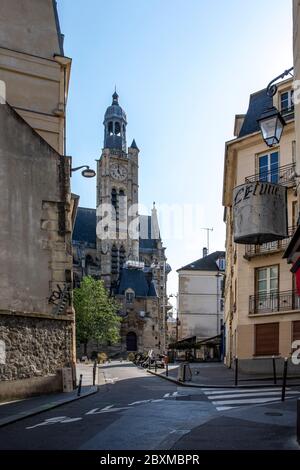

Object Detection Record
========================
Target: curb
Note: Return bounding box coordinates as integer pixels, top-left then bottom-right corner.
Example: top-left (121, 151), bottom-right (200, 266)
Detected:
top-left (147, 370), bottom-right (300, 389)
top-left (0, 386), bottom-right (98, 428)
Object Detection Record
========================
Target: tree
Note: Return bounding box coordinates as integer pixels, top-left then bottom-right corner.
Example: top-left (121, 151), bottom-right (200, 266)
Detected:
top-left (74, 276), bottom-right (121, 355)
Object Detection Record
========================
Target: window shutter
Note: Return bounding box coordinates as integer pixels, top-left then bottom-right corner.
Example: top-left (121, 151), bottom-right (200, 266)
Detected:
top-left (255, 323), bottom-right (279, 356)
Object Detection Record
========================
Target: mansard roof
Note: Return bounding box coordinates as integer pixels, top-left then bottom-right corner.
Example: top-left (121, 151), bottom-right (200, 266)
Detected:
top-left (72, 208), bottom-right (160, 251)
top-left (72, 207), bottom-right (97, 247)
top-left (238, 89), bottom-right (272, 138)
top-left (116, 267), bottom-right (158, 297)
top-left (177, 251), bottom-right (225, 272)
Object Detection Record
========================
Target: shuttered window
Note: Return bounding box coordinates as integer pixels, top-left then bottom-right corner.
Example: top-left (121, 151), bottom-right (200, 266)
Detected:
top-left (255, 323), bottom-right (279, 356)
top-left (292, 321), bottom-right (300, 343)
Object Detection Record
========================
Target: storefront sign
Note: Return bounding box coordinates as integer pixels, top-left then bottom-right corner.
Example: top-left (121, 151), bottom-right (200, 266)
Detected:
top-left (233, 181), bottom-right (288, 244)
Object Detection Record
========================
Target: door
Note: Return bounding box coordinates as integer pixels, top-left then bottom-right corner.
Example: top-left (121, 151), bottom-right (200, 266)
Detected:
top-left (258, 151), bottom-right (279, 183)
top-left (256, 266), bottom-right (279, 313)
top-left (126, 332), bottom-right (137, 351)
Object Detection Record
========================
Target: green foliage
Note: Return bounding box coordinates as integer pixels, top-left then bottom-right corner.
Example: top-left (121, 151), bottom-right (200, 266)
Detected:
top-left (127, 352), bottom-right (135, 362)
top-left (74, 276), bottom-right (121, 348)
top-left (97, 352), bottom-right (108, 364)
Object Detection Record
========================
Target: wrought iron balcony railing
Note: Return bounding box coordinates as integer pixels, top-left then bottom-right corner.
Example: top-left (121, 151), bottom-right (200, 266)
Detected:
top-left (249, 290), bottom-right (300, 315)
top-left (245, 162), bottom-right (296, 187)
top-left (281, 106), bottom-right (294, 121)
top-left (244, 226), bottom-right (296, 259)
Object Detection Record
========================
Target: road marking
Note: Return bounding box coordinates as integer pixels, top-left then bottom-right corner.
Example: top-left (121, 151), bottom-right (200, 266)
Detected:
top-left (204, 388), bottom-right (286, 395)
top-left (215, 406), bottom-right (236, 411)
top-left (128, 400), bottom-right (151, 406)
top-left (207, 391), bottom-right (300, 400)
top-left (86, 405), bottom-right (130, 415)
top-left (204, 387), bottom-right (282, 395)
top-left (26, 416), bottom-right (82, 430)
top-left (164, 391), bottom-right (188, 398)
top-left (211, 397), bottom-right (290, 406)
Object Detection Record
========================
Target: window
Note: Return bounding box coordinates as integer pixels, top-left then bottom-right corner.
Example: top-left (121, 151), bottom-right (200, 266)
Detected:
top-left (292, 321), bottom-right (300, 343)
top-left (292, 200), bottom-right (298, 228)
top-left (217, 258), bottom-right (226, 271)
top-left (280, 90), bottom-right (294, 112)
top-left (119, 245), bottom-right (126, 272)
top-left (258, 151), bottom-right (279, 183)
top-left (255, 323), bottom-right (279, 356)
top-left (255, 265), bottom-right (279, 312)
top-left (111, 245), bottom-right (118, 274)
top-left (108, 121), bottom-right (113, 135)
top-left (125, 290), bottom-right (135, 304)
top-left (256, 265), bottom-right (278, 297)
top-left (119, 190), bottom-right (126, 223)
top-left (115, 122), bottom-right (121, 135)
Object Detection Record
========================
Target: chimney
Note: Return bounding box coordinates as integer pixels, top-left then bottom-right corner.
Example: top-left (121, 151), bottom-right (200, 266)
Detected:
top-left (203, 247), bottom-right (208, 258)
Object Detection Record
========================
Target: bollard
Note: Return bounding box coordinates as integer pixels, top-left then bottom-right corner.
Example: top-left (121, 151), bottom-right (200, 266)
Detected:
top-left (183, 363), bottom-right (186, 382)
top-left (155, 360), bottom-right (157, 373)
top-left (234, 357), bottom-right (238, 387)
top-left (166, 362), bottom-right (169, 377)
top-left (281, 357), bottom-right (288, 402)
top-left (272, 355), bottom-right (277, 385)
top-left (93, 360), bottom-right (97, 386)
top-left (297, 399), bottom-right (300, 444)
top-left (77, 373), bottom-right (83, 397)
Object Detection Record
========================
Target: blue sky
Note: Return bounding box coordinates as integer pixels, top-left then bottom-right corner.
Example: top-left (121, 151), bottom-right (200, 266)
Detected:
top-left (58, 0), bottom-right (293, 297)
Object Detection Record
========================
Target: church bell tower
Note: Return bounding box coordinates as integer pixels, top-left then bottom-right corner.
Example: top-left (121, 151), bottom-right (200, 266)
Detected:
top-left (97, 91), bottom-right (140, 290)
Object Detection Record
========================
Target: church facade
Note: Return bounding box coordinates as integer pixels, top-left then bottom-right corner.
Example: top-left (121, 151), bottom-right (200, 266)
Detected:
top-left (73, 92), bottom-right (171, 358)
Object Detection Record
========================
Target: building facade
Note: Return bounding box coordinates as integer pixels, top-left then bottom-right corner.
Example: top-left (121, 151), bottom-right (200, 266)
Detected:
top-left (73, 92), bottom-right (170, 357)
top-left (223, 78), bottom-right (300, 373)
top-left (177, 251), bottom-right (225, 346)
top-left (282, 3), bottom-right (300, 263)
top-left (0, 0), bottom-right (75, 399)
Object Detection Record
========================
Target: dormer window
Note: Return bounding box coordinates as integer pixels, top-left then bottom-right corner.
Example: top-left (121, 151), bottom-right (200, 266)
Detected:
top-left (125, 289), bottom-right (135, 304)
top-left (280, 89), bottom-right (294, 113)
top-left (217, 258), bottom-right (226, 271)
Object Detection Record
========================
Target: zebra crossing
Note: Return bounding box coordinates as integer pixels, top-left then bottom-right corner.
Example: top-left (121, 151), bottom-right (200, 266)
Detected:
top-left (202, 387), bottom-right (300, 411)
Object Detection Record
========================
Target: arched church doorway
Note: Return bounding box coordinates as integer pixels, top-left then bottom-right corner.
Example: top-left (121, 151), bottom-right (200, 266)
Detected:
top-left (126, 332), bottom-right (137, 352)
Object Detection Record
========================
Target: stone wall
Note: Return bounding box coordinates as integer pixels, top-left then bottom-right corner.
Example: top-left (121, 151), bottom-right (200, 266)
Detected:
top-left (0, 314), bottom-right (73, 381)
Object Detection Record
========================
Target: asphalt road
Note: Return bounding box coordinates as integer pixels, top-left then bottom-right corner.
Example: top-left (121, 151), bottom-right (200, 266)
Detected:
top-left (0, 362), bottom-right (299, 450)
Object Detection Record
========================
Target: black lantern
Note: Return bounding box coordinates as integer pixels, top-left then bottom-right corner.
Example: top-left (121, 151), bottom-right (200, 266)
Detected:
top-left (257, 106), bottom-right (286, 148)
top-left (81, 167), bottom-right (96, 178)
top-left (71, 165), bottom-right (96, 178)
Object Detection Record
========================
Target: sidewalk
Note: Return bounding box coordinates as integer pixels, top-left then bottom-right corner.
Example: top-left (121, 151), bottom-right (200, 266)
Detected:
top-left (0, 364), bottom-right (100, 428)
top-left (148, 362), bottom-right (300, 388)
top-left (171, 398), bottom-right (300, 450)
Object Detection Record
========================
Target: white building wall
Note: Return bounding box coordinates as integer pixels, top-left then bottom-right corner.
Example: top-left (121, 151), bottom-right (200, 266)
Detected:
top-left (178, 270), bottom-right (223, 341)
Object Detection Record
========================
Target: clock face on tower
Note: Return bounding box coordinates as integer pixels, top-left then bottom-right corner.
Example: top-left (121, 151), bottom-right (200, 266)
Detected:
top-left (110, 162), bottom-right (128, 181)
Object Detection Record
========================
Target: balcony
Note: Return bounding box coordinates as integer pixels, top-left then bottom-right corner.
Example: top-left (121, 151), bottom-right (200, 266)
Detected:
top-left (245, 162), bottom-right (296, 187)
top-left (249, 290), bottom-right (300, 315)
top-left (281, 105), bottom-right (294, 121)
top-left (244, 226), bottom-right (296, 259)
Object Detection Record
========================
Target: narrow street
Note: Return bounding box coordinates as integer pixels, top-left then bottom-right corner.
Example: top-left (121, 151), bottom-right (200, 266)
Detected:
top-left (0, 363), bottom-right (299, 450)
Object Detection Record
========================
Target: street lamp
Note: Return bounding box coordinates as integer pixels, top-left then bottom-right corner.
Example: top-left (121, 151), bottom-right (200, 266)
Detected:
top-left (71, 165), bottom-right (96, 178)
top-left (257, 67), bottom-right (293, 148)
top-left (169, 293), bottom-right (180, 342)
top-left (257, 107), bottom-right (286, 148)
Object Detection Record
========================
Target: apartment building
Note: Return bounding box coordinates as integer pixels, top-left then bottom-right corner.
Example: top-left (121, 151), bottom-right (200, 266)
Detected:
top-left (177, 251), bottom-right (225, 343)
top-left (223, 77), bottom-right (300, 374)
